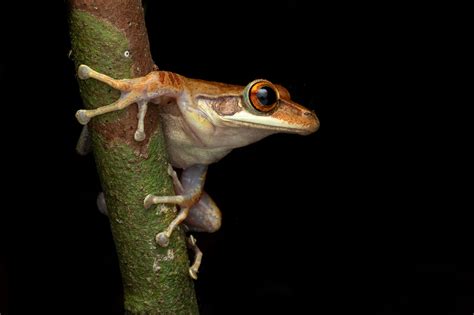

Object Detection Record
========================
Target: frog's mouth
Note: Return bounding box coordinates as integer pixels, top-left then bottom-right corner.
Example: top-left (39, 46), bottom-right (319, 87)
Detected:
top-left (221, 99), bottom-right (320, 135)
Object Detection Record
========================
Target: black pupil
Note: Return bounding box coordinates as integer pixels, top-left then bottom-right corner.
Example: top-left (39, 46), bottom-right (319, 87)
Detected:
top-left (256, 86), bottom-right (277, 106)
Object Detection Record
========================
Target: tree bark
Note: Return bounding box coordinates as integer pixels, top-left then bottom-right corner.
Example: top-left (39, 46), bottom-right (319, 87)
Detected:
top-left (68, 1), bottom-right (199, 313)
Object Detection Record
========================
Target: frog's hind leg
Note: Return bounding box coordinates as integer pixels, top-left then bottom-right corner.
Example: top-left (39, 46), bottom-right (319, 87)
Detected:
top-left (144, 164), bottom-right (208, 247)
top-left (145, 164), bottom-right (219, 279)
top-left (184, 192), bottom-right (222, 233)
top-left (187, 235), bottom-right (202, 280)
top-left (184, 195), bottom-right (220, 280)
top-left (146, 164), bottom-right (221, 233)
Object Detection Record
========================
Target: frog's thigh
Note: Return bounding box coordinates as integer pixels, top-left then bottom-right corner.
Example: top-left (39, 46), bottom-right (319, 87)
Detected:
top-left (184, 192), bottom-right (221, 233)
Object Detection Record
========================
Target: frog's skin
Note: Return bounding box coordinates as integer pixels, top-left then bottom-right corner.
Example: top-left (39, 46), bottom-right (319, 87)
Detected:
top-left (76, 65), bottom-right (319, 279)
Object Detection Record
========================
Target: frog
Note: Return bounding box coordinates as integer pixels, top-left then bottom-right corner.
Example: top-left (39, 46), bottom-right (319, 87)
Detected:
top-left (75, 64), bottom-right (319, 279)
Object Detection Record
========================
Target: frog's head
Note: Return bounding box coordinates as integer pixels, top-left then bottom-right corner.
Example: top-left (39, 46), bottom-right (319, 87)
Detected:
top-left (202, 79), bottom-right (319, 136)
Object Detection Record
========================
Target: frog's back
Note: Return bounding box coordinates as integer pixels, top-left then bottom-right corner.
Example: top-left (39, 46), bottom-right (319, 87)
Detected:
top-left (185, 78), bottom-right (244, 97)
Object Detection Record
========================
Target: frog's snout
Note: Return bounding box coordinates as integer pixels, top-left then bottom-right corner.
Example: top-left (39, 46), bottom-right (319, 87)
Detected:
top-left (302, 110), bottom-right (320, 134)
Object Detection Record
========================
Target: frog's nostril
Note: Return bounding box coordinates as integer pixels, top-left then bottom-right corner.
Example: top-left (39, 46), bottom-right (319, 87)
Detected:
top-left (304, 111), bottom-right (314, 117)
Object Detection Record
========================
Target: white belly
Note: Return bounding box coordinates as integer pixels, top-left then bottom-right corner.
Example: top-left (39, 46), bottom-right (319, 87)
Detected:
top-left (158, 103), bottom-right (274, 169)
top-left (159, 112), bottom-right (232, 169)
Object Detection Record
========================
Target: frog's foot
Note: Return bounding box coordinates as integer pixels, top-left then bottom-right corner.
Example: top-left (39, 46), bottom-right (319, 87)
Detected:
top-left (154, 231), bottom-right (170, 248)
top-left (74, 90), bottom-right (140, 126)
top-left (166, 163), bottom-right (221, 234)
top-left (187, 235), bottom-right (202, 280)
top-left (153, 205), bottom-right (192, 247)
top-left (144, 164), bottom-right (208, 247)
top-left (75, 64), bottom-right (149, 141)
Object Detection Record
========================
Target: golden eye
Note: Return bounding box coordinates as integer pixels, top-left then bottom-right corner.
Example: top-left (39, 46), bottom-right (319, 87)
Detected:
top-left (246, 80), bottom-right (279, 113)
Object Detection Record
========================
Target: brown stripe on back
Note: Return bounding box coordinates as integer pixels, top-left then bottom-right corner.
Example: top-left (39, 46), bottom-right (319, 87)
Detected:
top-left (168, 72), bottom-right (176, 86)
top-left (172, 73), bottom-right (181, 86)
top-left (159, 72), bottom-right (165, 84)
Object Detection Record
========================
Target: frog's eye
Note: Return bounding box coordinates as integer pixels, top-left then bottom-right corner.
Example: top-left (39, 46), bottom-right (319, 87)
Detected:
top-left (244, 80), bottom-right (279, 113)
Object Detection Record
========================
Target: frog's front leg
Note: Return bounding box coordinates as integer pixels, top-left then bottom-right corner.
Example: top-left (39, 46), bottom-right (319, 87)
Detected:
top-left (76, 65), bottom-right (147, 141)
top-left (75, 65), bottom-right (183, 142)
top-left (144, 164), bottom-right (208, 247)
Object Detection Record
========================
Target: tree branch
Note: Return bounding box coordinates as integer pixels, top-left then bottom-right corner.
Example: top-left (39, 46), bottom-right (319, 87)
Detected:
top-left (68, 1), bottom-right (199, 313)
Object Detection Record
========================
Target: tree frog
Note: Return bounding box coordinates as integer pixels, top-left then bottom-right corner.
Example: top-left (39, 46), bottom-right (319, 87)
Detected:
top-left (76, 65), bottom-right (319, 279)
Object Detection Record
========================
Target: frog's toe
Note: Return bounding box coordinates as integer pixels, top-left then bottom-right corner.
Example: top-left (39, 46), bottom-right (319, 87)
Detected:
top-left (76, 110), bottom-right (91, 125)
top-left (144, 194), bottom-right (156, 209)
top-left (167, 163), bottom-right (175, 177)
top-left (189, 267), bottom-right (198, 280)
top-left (78, 64), bottom-right (92, 79)
top-left (134, 129), bottom-right (146, 142)
top-left (156, 232), bottom-right (170, 247)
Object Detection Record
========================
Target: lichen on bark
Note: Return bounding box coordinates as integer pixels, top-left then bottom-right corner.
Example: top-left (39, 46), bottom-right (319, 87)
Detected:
top-left (69, 1), bottom-right (199, 313)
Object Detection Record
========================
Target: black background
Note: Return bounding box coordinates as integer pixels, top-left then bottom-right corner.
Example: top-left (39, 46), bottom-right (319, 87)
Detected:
top-left (0, 1), bottom-right (469, 314)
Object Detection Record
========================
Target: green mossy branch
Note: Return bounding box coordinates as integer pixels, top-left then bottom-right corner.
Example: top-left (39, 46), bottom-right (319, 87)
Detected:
top-left (69, 2), bottom-right (199, 314)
